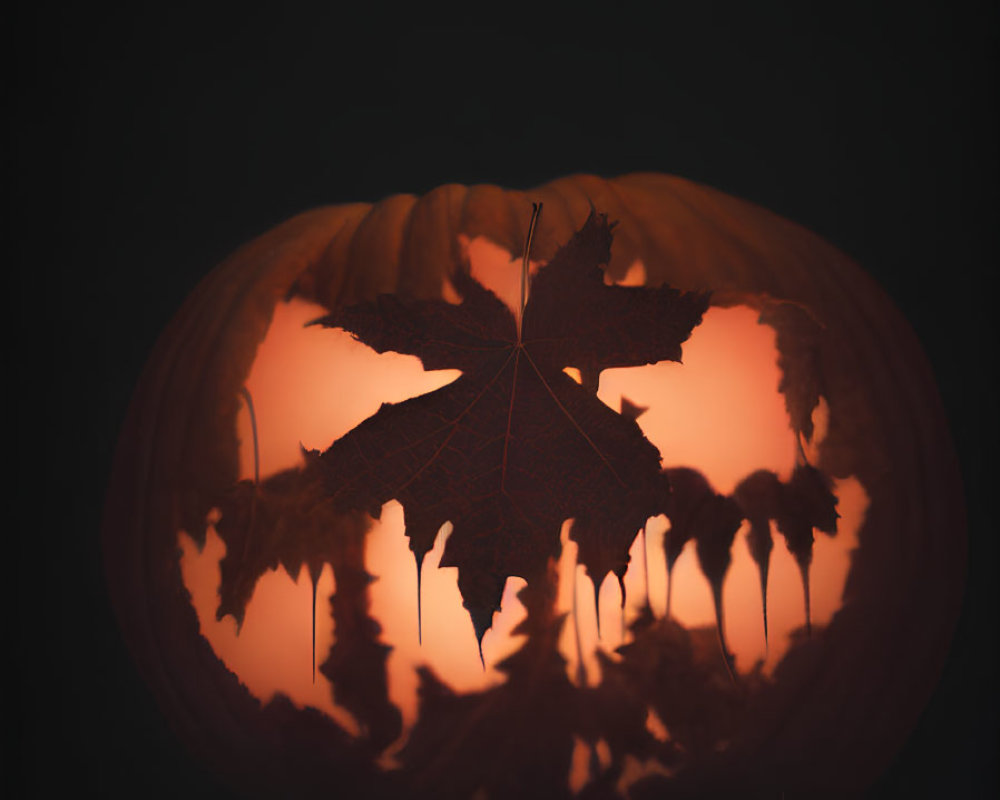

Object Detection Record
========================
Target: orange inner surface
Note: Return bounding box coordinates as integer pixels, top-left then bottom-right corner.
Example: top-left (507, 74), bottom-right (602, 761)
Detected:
top-left (178, 239), bottom-right (865, 773)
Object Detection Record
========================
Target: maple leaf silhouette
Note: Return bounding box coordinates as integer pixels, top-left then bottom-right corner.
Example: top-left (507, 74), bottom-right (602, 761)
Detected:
top-left (311, 210), bottom-right (710, 650)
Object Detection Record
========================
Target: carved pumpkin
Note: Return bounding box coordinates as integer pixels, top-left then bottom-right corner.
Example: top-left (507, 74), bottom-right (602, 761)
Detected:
top-left (103, 173), bottom-right (964, 798)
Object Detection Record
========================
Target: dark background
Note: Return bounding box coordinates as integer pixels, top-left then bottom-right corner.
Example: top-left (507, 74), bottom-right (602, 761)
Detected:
top-left (13, 2), bottom-right (996, 796)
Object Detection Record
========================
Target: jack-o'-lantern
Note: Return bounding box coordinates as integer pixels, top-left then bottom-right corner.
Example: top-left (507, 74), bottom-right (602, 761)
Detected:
top-left (102, 173), bottom-right (965, 798)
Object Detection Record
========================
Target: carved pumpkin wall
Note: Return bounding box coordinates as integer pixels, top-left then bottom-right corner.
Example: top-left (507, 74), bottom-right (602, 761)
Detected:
top-left (103, 173), bottom-right (965, 798)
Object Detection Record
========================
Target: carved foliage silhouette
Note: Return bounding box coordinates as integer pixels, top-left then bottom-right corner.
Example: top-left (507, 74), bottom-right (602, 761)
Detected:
top-left (309, 210), bottom-right (709, 646)
top-left (207, 209), bottom-right (840, 793)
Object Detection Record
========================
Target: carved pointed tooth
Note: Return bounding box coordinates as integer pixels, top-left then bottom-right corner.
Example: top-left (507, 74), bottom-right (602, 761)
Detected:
top-left (594, 578), bottom-right (602, 640)
top-left (468, 605), bottom-right (494, 670)
top-left (711, 581), bottom-right (737, 684)
top-left (311, 573), bottom-right (317, 683)
top-left (798, 560), bottom-right (813, 637)
top-left (640, 525), bottom-right (650, 610)
top-left (308, 562), bottom-right (322, 684)
top-left (665, 564), bottom-right (674, 620)
top-left (572, 563), bottom-right (588, 686)
top-left (415, 552), bottom-right (425, 646)
top-left (759, 558), bottom-right (770, 652)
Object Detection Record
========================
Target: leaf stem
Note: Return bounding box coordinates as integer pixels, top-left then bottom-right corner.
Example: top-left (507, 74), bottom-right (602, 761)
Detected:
top-left (239, 385), bottom-right (260, 486)
top-left (236, 386), bottom-right (259, 639)
top-left (518, 202), bottom-right (542, 336)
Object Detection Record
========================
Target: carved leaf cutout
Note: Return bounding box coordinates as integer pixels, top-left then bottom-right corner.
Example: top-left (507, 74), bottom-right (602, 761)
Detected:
top-left (214, 463), bottom-right (400, 747)
top-left (312, 211), bottom-right (710, 646)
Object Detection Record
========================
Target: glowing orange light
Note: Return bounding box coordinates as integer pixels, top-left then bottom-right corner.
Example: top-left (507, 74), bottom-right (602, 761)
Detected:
top-left (178, 239), bottom-right (865, 770)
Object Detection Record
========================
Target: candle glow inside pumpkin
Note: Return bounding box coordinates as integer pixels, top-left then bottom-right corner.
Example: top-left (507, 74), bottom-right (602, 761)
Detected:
top-left (178, 236), bottom-right (866, 770)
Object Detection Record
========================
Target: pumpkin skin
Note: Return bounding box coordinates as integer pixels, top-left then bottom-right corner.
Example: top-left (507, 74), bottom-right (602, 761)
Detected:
top-left (102, 172), bottom-right (965, 797)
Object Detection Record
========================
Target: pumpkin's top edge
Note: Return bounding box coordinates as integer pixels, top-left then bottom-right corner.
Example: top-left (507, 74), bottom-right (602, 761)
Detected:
top-left (275, 173), bottom-right (853, 274)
